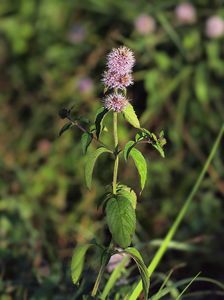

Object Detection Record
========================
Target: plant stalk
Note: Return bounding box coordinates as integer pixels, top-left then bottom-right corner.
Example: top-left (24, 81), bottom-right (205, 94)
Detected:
top-left (112, 112), bottom-right (119, 195)
top-left (91, 112), bottom-right (119, 297)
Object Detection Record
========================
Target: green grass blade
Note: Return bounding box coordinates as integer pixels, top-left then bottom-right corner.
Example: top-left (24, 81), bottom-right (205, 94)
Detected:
top-left (129, 124), bottom-right (224, 300)
top-left (156, 12), bottom-right (185, 57)
top-left (146, 239), bottom-right (208, 253)
top-left (176, 272), bottom-right (201, 300)
top-left (152, 276), bottom-right (224, 299)
top-left (152, 270), bottom-right (177, 300)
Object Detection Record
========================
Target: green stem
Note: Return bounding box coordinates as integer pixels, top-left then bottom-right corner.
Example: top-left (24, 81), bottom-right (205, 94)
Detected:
top-left (113, 112), bottom-right (119, 195)
top-left (91, 113), bottom-right (119, 297)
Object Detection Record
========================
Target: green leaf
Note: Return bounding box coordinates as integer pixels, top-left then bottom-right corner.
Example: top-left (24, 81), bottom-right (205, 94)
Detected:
top-left (123, 141), bottom-right (136, 161)
top-left (81, 132), bottom-right (93, 154)
top-left (117, 184), bottom-right (137, 209)
top-left (71, 244), bottom-right (92, 284)
top-left (153, 143), bottom-right (165, 158)
top-left (129, 148), bottom-right (147, 192)
top-left (123, 247), bottom-right (149, 300)
top-left (59, 122), bottom-right (72, 136)
top-left (106, 196), bottom-right (136, 248)
top-left (123, 103), bottom-right (140, 128)
top-left (85, 147), bottom-right (110, 189)
top-left (95, 107), bottom-right (108, 139)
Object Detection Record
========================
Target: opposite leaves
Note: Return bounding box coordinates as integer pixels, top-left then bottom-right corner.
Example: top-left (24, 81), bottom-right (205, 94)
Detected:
top-left (106, 196), bottom-right (136, 248)
top-left (85, 147), bottom-right (111, 189)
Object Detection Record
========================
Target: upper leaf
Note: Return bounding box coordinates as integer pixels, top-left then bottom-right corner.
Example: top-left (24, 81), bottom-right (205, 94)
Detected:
top-left (106, 196), bottom-right (136, 248)
top-left (123, 103), bottom-right (140, 129)
top-left (85, 147), bottom-right (111, 189)
top-left (129, 148), bottom-right (147, 192)
top-left (71, 244), bottom-right (92, 284)
top-left (95, 107), bottom-right (108, 139)
top-left (123, 247), bottom-right (149, 300)
top-left (81, 132), bottom-right (93, 154)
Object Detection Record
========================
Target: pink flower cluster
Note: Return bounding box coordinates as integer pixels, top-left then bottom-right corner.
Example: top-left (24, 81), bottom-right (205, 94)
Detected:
top-left (175, 2), bottom-right (196, 24)
top-left (104, 93), bottom-right (128, 112)
top-left (102, 46), bottom-right (135, 112)
top-left (134, 14), bottom-right (156, 35)
top-left (205, 16), bottom-right (224, 38)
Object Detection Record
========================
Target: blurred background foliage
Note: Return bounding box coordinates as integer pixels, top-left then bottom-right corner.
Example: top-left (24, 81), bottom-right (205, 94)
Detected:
top-left (0, 0), bottom-right (224, 299)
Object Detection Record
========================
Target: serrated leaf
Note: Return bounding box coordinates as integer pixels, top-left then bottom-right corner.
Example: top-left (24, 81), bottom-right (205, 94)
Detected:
top-left (95, 107), bottom-right (108, 139)
top-left (123, 103), bottom-right (140, 128)
top-left (85, 147), bottom-right (111, 189)
top-left (123, 141), bottom-right (136, 161)
top-left (81, 132), bottom-right (93, 154)
top-left (71, 244), bottom-right (92, 284)
top-left (106, 196), bottom-right (136, 248)
top-left (117, 184), bottom-right (137, 209)
top-left (123, 247), bottom-right (149, 299)
top-left (129, 148), bottom-right (147, 192)
top-left (59, 122), bottom-right (72, 136)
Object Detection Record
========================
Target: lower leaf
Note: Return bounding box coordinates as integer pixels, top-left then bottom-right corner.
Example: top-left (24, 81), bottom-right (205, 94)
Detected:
top-left (106, 196), bottom-right (136, 248)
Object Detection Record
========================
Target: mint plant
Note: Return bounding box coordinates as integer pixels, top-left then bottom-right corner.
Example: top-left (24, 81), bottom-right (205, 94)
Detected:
top-left (59, 46), bottom-right (166, 299)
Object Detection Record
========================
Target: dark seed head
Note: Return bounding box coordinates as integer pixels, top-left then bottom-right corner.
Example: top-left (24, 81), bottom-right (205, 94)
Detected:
top-left (58, 108), bottom-right (69, 119)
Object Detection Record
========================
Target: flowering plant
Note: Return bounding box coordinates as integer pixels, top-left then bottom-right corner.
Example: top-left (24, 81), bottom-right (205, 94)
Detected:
top-left (59, 46), bottom-right (166, 299)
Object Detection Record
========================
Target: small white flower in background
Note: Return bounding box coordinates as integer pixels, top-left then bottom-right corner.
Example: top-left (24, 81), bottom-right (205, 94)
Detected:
top-left (205, 16), bottom-right (224, 38)
top-left (107, 251), bottom-right (129, 273)
top-left (134, 14), bottom-right (156, 35)
top-left (77, 77), bottom-right (93, 93)
top-left (175, 2), bottom-right (197, 24)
